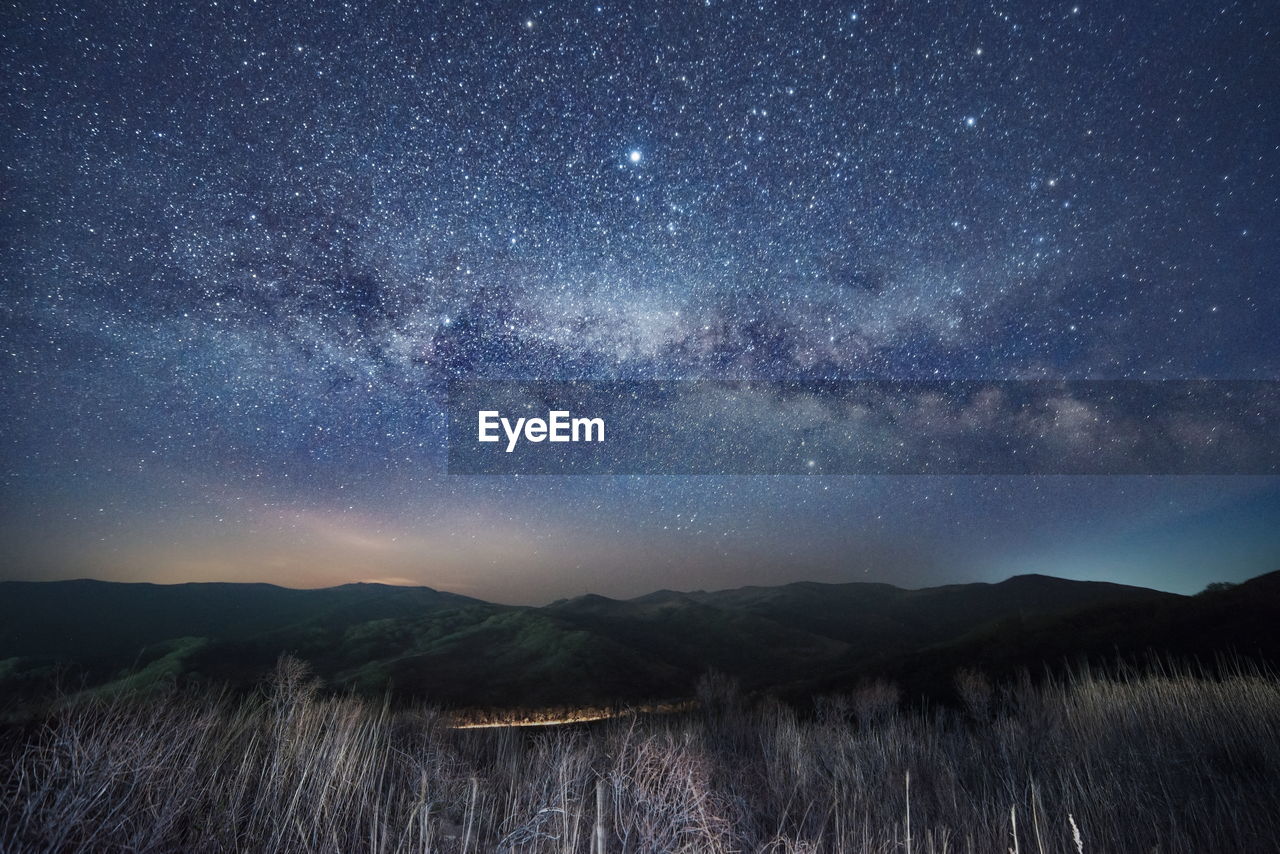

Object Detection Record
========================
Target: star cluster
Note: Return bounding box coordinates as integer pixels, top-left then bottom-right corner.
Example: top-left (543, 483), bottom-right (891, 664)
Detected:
top-left (2, 0), bottom-right (1278, 600)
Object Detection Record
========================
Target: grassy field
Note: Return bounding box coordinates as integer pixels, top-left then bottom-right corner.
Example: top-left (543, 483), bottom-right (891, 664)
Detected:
top-left (2, 658), bottom-right (1277, 853)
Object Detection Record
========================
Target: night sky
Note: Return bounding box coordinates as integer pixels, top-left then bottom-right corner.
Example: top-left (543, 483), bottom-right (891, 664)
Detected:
top-left (2, 0), bottom-right (1278, 603)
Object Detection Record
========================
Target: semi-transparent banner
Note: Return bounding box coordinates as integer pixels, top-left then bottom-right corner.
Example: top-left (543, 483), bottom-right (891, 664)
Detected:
top-left (446, 380), bottom-right (1280, 475)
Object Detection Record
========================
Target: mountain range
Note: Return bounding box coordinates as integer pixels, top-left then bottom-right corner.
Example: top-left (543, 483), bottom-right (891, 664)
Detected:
top-left (1, 571), bottom-right (1277, 712)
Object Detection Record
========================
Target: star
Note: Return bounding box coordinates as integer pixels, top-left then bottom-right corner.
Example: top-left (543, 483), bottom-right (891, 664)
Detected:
top-left (0, 0), bottom-right (1274, 601)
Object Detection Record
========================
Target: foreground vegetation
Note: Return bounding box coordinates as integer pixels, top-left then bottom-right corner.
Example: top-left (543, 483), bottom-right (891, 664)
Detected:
top-left (2, 659), bottom-right (1278, 853)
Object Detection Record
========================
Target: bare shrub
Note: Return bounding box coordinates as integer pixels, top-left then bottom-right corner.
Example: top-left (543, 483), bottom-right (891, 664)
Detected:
top-left (695, 669), bottom-right (742, 716)
top-left (852, 678), bottom-right (900, 728)
top-left (954, 667), bottom-right (993, 721)
top-left (2, 658), bottom-right (1279, 852)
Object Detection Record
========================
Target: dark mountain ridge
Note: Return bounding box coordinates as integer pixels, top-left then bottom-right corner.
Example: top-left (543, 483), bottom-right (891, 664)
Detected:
top-left (1, 572), bottom-right (1274, 711)
top-left (0, 579), bottom-right (480, 658)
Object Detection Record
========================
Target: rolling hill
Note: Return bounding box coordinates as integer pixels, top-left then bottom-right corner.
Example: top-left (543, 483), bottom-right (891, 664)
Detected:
top-left (0, 579), bottom-right (480, 658)
top-left (0, 571), bottom-right (1275, 711)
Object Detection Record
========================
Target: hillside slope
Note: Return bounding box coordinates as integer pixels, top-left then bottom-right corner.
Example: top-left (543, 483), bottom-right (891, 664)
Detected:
top-left (2, 572), bottom-right (1272, 710)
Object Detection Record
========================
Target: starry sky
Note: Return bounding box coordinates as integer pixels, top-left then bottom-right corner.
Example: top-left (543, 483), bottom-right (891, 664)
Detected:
top-left (2, 0), bottom-right (1278, 603)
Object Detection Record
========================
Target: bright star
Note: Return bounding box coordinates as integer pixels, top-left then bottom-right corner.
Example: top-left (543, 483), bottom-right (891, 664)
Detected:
top-left (629, 150), bottom-right (642, 163)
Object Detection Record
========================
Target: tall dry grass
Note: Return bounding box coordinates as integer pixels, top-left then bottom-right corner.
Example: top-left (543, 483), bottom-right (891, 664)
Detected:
top-left (2, 657), bottom-right (1278, 852)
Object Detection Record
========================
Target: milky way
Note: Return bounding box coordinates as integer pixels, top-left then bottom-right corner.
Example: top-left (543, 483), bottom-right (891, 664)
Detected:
top-left (2, 1), bottom-right (1278, 601)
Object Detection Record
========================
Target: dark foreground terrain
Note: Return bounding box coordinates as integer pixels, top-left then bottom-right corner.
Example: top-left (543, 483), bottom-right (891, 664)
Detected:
top-left (1, 660), bottom-right (1277, 853)
top-left (2, 573), bottom-right (1279, 851)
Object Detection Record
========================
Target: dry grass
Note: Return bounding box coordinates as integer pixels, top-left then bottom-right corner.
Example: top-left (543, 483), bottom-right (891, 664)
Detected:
top-left (2, 658), bottom-right (1278, 852)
